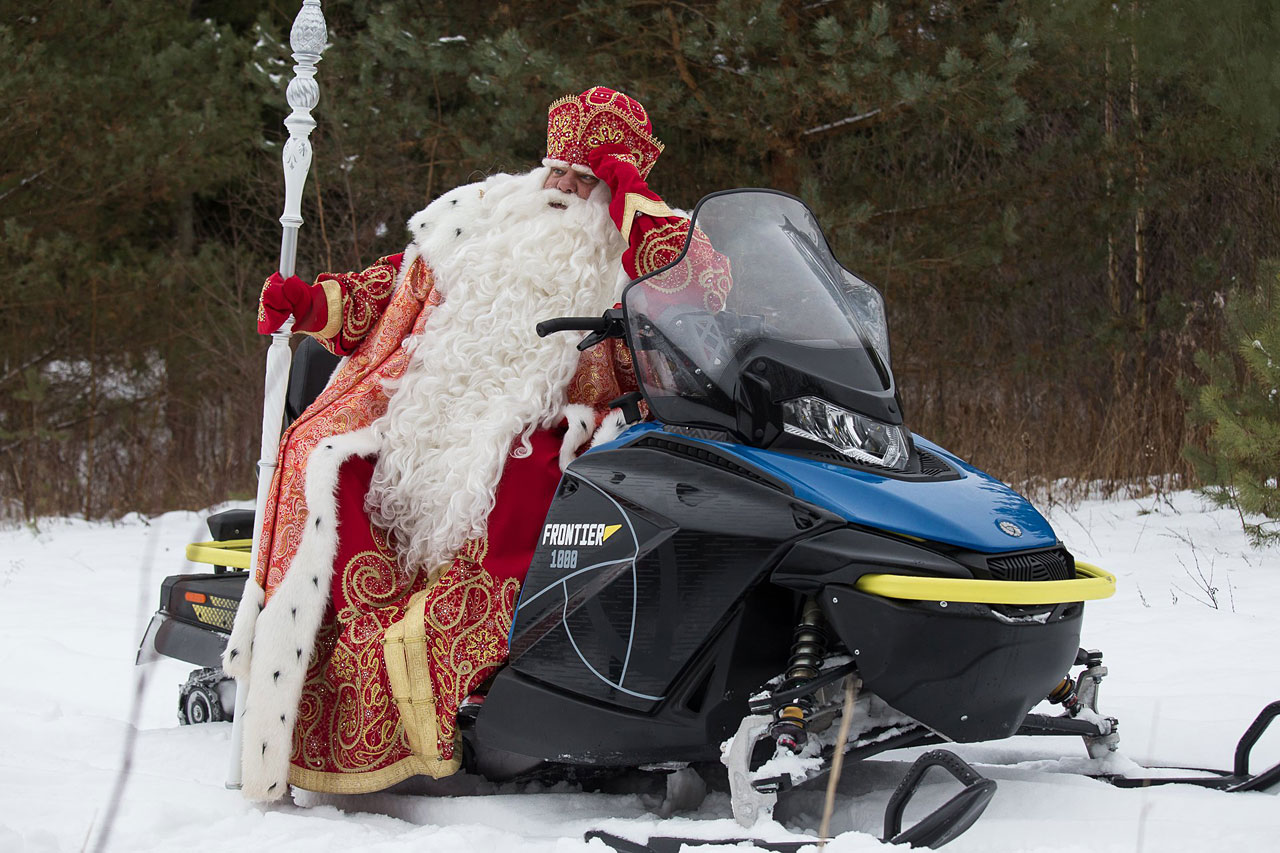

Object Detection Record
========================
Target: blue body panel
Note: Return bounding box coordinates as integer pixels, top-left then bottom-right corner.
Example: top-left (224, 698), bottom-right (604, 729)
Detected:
top-left (588, 423), bottom-right (1057, 553)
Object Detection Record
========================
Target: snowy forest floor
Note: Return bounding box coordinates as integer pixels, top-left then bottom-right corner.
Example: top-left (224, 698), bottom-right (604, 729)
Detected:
top-left (1, 490), bottom-right (1277, 852)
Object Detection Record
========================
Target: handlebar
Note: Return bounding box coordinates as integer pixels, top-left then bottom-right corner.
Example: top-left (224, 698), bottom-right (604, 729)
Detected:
top-left (535, 316), bottom-right (610, 337)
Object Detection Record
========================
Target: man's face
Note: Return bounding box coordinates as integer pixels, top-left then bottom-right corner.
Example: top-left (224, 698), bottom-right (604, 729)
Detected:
top-left (544, 166), bottom-right (600, 206)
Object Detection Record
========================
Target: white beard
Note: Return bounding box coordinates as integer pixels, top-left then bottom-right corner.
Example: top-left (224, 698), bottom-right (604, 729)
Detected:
top-left (366, 167), bottom-right (626, 576)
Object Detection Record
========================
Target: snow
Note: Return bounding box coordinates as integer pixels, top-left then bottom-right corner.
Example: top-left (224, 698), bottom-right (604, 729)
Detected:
top-left (1, 491), bottom-right (1278, 852)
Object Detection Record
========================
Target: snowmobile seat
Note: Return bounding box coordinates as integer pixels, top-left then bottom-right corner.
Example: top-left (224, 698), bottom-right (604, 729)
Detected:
top-left (285, 335), bottom-right (341, 425)
top-left (207, 509), bottom-right (254, 542)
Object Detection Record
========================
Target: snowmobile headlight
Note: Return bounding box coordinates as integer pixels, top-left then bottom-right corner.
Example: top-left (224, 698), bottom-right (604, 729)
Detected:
top-left (782, 396), bottom-right (910, 470)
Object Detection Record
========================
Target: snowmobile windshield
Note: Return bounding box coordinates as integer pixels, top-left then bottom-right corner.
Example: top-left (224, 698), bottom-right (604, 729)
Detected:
top-left (622, 189), bottom-right (896, 439)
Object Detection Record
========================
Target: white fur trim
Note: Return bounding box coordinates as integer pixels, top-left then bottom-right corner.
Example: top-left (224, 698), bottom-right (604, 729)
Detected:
top-left (589, 408), bottom-right (629, 449)
top-left (237, 427), bottom-right (380, 801)
top-left (559, 403), bottom-right (597, 471)
top-left (222, 573), bottom-right (264, 680)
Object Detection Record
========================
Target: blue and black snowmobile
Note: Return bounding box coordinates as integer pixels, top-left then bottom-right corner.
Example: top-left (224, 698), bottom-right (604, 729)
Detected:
top-left (138, 189), bottom-right (1279, 849)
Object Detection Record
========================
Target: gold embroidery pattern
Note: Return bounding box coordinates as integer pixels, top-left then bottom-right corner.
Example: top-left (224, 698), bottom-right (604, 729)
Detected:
top-left (636, 222), bottom-right (732, 311)
top-left (423, 557), bottom-right (521, 759)
top-left (287, 545), bottom-right (517, 791)
top-left (566, 343), bottom-right (622, 408)
top-left (455, 536), bottom-right (490, 566)
top-left (336, 522), bottom-right (409, 624)
top-left (288, 575), bottom-right (458, 794)
top-left (257, 278), bottom-right (269, 326)
top-left (292, 570), bottom-right (431, 780)
top-left (636, 221), bottom-right (690, 282)
top-left (607, 339), bottom-right (647, 419)
top-left (296, 611), bottom-right (393, 772)
top-left (406, 256), bottom-right (434, 301)
top-left (315, 260), bottom-right (397, 354)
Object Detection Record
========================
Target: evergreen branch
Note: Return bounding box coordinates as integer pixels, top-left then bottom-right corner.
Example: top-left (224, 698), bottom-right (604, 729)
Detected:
top-left (0, 342), bottom-right (60, 387)
top-left (664, 7), bottom-right (715, 118)
top-left (802, 108), bottom-right (883, 136)
top-left (0, 168), bottom-right (46, 203)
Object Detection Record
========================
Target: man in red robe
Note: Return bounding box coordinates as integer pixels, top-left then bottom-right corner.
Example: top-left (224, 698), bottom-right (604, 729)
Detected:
top-left (222, 87), bottom-right (731, 800)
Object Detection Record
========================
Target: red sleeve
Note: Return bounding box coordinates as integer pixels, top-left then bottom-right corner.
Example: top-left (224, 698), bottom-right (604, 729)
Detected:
top-left (306, 253), bottom-right (404, 356)
top-left (589, 149), bottom-right (731, 309)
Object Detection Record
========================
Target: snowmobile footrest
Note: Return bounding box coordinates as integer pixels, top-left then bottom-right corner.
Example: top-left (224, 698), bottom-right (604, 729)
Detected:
top-left (585, 831), bottom-right (813, 853)
top-left (884, 750), bottom-right (997, 849)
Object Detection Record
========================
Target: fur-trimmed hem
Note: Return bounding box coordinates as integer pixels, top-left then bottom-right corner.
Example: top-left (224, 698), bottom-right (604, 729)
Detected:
top-left (237, 426), bottom-right (380, 801)
top-left (559, 403), bottom-right (597, 471)
top-left (222, 574), bottom-right (264, 681)
top-left (589, 408), bottom-right (630, 450)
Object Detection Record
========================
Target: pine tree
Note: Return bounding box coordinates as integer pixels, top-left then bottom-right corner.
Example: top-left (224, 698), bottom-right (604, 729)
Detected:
top-left (1186, 261), bottom-right (1280, 545)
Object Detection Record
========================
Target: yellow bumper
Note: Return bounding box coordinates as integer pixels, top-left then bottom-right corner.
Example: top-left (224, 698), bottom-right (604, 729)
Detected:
top-left (855, 560), bottom-right (1116, 605)
top-left (184, 539), bottom-right (253, 571)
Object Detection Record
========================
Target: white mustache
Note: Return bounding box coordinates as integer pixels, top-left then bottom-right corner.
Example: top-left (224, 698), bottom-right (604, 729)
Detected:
top-left (541, 187), bottom-right (585, 207)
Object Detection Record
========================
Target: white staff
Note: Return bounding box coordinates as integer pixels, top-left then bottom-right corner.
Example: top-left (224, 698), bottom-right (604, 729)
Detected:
top-left (227, 0), bottom-right (328, 789)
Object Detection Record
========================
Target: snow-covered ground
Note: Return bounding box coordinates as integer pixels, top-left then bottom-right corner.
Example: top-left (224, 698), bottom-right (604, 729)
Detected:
top-left (1, 491), bottom-right (1277, 852)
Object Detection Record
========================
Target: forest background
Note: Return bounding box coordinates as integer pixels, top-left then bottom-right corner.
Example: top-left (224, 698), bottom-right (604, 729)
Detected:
top-left (2, 0), bottom-right (1279, 521)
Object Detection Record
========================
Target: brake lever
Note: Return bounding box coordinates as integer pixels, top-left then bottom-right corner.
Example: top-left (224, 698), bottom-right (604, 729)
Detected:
top-left (577, 307), bottom-right (627, 351)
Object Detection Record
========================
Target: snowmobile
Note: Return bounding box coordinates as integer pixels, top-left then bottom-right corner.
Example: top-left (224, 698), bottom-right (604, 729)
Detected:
top-left (138, 189), bottom-right (1280, 849)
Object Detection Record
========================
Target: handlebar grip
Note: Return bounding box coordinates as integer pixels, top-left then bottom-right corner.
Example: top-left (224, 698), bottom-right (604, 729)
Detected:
top-left (536, 316), bottom-right (610, 337)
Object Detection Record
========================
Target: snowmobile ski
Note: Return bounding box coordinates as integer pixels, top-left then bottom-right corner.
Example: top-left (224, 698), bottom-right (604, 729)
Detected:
top-left (586, 750), bottom-right (996, 851)
top-left (1098, 700), bottom-right (1280, 793)
top-left (585, 832), bottom-right (813, 853)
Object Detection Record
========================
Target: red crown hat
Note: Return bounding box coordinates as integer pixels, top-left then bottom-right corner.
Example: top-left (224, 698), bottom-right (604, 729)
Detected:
top-left (545, 86), bottom-right (665, 180)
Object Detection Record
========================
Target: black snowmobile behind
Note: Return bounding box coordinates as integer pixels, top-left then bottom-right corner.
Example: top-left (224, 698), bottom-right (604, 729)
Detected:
top-left (138, 189), bottom-right (1280, 849)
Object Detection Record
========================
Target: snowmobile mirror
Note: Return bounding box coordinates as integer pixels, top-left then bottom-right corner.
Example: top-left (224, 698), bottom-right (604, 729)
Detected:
top-left (734, 370), bottom-right (781, 447)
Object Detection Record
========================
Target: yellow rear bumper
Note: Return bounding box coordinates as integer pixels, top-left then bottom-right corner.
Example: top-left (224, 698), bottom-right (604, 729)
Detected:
top-left (184, 539), bottom-right (252, 571)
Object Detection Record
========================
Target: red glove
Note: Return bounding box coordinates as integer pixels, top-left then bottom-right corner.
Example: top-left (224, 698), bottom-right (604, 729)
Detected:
top-left (586, 142), bottom-right (644, 186)
top-left (587, 143), bottom-right (658, 233)
top-left (257, 272), bottom-right (327, 335)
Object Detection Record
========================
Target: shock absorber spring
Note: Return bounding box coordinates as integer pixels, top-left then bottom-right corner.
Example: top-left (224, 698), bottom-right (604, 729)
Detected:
top-left (771, 595), bottom-right (829, 753)
top-left (1047, 675), bottom-right (1080, 715)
